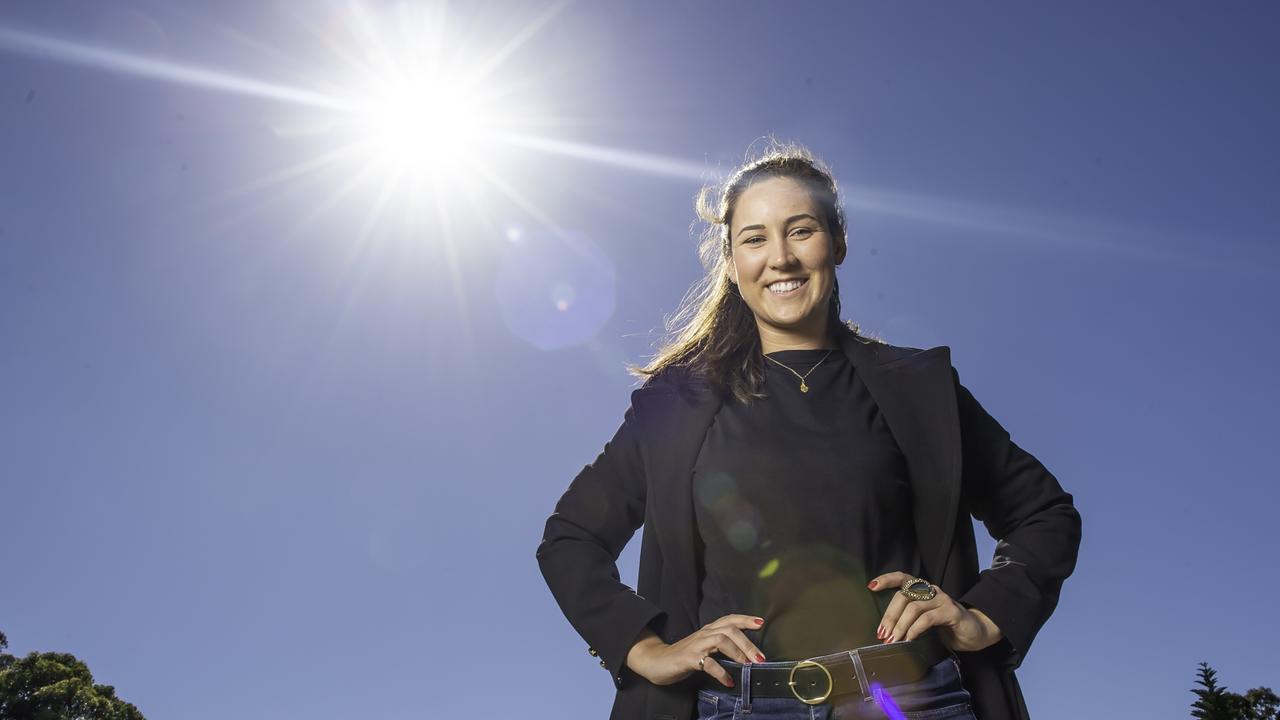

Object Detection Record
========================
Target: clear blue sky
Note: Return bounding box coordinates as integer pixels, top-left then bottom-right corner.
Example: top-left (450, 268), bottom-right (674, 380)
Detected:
top-left (2, 2), bottom-right (1278, 718)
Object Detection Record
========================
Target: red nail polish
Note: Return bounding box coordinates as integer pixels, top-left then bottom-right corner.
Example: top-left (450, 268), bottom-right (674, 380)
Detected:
top-left (756, 653), bottom-right (766, 663)
top-left (876, 625), bottom-right (884, 639)
top-left (754, 618), bottom-right (764, 625)
top-left (726, 677), bottom-right (735, 687)
top-left (868, 581), bottom-right (878, 589)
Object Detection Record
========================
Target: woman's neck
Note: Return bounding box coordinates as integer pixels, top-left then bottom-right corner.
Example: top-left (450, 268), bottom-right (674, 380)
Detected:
top-left (758, 332), bottom-right (836, 354)
top-left (755, 311), bottom-right (836, 354)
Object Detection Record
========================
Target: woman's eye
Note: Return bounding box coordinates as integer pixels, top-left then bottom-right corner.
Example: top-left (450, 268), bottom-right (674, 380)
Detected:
top-left (744, 228), bottom-right (813, 244)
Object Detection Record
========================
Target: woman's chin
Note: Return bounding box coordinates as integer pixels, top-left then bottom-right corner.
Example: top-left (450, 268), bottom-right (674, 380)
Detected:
top-left (761, 310), bottom-right (823, 331)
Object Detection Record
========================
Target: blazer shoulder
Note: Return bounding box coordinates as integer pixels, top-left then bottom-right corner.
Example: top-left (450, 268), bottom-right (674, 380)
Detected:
top-left (628, 364), bottom-right (720, 425)
top-left (634, 363), bottom-right (710, 394)
top-left (862, 336), bottom-right (950, 368)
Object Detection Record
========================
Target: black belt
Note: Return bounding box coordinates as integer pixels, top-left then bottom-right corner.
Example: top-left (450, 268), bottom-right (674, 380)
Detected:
top-left (697, 630), bottom-right (952, 705)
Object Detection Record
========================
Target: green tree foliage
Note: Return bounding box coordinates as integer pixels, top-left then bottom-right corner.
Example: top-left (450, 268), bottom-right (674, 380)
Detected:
top-left (0, 631), bottom-right (146, 720)
top-left (1194, 662), bottom-right (1241, 720)
top-left (1192, 661), bottom-right (1278, 720)
top-left (1237, 687), bottom-right (1279, 720)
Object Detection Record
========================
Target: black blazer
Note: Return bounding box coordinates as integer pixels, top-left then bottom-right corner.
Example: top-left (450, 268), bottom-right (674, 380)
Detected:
top-left (537, 331), bottom-right (1082, 720)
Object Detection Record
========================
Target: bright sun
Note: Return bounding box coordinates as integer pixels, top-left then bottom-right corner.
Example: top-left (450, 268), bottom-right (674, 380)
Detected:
top-left (269, 0), bottom-right (567, 209)
top-left (0, 0), bottom-right (710, 234)
top-left (351, 64), bottom-right (488, 179)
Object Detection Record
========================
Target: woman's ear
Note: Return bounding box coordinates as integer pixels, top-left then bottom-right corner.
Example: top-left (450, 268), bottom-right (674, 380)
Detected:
top-left (834, 236), bottom-right (847, 266)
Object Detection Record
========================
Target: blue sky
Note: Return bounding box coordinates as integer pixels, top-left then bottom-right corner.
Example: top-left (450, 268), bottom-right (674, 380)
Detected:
top-left (2, 1), bottom-right (1277, 718)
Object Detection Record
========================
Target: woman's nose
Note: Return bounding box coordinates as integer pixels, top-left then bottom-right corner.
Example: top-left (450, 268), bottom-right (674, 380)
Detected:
top-left (768, 241), bottom-right (797, 268)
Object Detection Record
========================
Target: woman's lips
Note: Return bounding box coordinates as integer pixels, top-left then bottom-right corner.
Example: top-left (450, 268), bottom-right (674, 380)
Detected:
top-left (766, 277), bottom-right (808, 296)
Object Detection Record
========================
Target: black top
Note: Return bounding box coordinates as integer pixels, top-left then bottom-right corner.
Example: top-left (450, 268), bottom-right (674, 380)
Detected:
top-left (691, 348), bottom-right (922, 661)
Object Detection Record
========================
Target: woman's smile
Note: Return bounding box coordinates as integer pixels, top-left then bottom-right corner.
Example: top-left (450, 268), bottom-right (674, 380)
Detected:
top-left (766, 277), bottom-right (808, 296)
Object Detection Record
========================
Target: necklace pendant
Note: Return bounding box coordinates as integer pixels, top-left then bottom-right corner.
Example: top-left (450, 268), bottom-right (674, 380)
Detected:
top-left (800, 380), bottom-right (809, 393)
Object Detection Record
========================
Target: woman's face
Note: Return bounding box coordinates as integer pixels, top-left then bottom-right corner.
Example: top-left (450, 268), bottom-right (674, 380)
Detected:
top-left (727, 176), bottom-right (846, 347)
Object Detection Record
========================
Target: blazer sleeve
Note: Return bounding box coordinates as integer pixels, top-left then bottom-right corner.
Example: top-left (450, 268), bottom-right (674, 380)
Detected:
top-left (536, 390), bottom-right (667, 690)
top-left (951, 366), bottom-right (1083, 671)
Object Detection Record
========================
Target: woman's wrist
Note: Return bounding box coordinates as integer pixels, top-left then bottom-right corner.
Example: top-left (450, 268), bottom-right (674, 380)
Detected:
top-left (966, 607), bottom-right (1004, 650)
top-left (626, 627), bottom-right (666, 672)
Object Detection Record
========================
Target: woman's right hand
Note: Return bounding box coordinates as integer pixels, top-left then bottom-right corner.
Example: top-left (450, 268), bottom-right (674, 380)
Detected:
top-left (625, 615), bottom-right (766, 688)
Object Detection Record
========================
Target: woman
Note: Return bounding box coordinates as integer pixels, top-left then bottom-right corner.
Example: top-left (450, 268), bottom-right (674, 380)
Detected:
top-left (537, 141), bottom-right (1081, 720)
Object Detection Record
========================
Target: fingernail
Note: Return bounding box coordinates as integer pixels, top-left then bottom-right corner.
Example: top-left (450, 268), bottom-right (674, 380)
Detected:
top-left (754, 618), bottom-right (764, 625)
top-left (868, 581), bottom-right (878, 589)
top-left (756, 653), bottom-right (766, 663)
top-left (726, 677), bottom-right (735, 687)
top-left (876, 625), bottom-right (884, 639)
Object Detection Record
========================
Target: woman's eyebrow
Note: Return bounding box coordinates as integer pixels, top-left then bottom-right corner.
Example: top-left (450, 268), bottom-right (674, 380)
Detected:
top-left (736, 213), bottom-right (820, 236)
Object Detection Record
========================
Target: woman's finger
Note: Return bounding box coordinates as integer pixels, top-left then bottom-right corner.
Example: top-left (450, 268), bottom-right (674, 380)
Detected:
top-left (878, 590), bottom-right (909, 641)
top-left (706, 614), bottom-right (766, 636)
top-left (703, 630), bottom-right (753, 665)
top-left (697, 652), bottom-right (736, 688)
top-left (868, 571), bottom-right (911, 594)
top-left (722, 625), bottom-right (766, 664)
top-left (887, 594), bottom-right (934, 643)
top-left (704, 615), bottom-right (766, 663)
top-left (871, 572), bottom-right (912, 640)
top-left (902, 606), bottom-right (949, 643)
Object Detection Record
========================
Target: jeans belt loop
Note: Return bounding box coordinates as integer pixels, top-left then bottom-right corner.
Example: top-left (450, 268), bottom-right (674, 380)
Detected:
top-left (740, 661), bottom-right (752, 712)
top-left (847, 649), bottom-right (874, 703)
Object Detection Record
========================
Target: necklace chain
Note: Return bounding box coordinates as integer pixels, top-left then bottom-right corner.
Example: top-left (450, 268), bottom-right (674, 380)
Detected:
top-left (763, 348), bottom-right (835, 393)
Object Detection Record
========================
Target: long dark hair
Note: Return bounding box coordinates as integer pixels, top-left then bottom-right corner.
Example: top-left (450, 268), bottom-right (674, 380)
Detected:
top-left (626, 138), bottom-right (880, 404)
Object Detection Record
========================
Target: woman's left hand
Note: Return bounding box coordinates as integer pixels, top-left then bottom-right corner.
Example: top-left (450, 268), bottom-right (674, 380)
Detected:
top-left (868, 571), bottom-right (1004, 653)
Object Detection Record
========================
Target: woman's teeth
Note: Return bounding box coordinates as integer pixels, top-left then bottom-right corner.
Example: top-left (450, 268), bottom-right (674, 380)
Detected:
top-left (768, 278), bottom-right (807, 294)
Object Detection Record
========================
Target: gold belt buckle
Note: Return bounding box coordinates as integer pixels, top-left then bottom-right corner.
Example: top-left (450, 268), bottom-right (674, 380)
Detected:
top-left (787, 658), bottom-right (833, 705)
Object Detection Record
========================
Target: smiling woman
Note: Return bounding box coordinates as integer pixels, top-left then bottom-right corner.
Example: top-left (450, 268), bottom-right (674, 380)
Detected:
top-left (625, 142), bottom-right (860, 405)
top-left (536, 139), bottom-right (1081, 720)
top-left (726, 177), bottom-right (848, 356)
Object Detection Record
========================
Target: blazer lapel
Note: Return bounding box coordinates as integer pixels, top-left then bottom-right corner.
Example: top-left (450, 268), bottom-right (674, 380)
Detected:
top-left (632, 379), bottom-right (722, 631)
top-left (632, 334), bottom-right (963, 634)
top-left (841, 334), bottom-right (962, 585)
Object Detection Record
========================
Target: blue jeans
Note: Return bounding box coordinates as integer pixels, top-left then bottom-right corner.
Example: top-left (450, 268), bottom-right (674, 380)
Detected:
top-left (695, 645), bottom-right (977, 720)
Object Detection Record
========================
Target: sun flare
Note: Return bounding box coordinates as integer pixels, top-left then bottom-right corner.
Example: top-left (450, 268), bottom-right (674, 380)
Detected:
top-left (308, 1), bottom-right (533, 198)
top-left (351, 69), bottom-right (487, 178)
top-left (0, 0), bottom-right (710, 245)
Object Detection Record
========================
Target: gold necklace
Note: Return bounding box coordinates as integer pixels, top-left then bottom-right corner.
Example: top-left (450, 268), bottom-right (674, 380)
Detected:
top-left (763, 347), bottom-right (835, 393)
